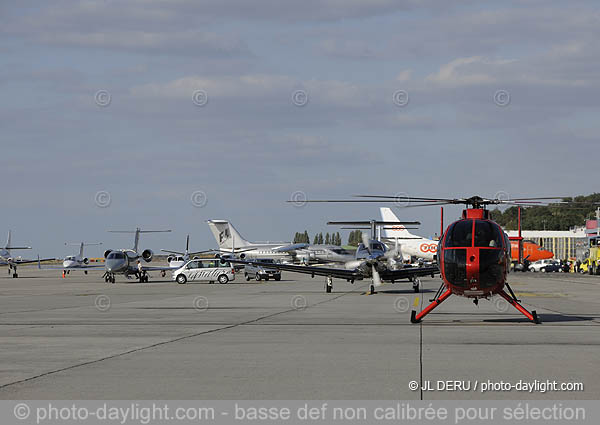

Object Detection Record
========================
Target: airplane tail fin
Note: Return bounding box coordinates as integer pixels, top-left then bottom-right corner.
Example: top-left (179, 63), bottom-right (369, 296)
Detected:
top-left (65, 242), bottom-right (102, 258)
top-left (206, 220), bottom-right (251, 249)
top-left (4, 230), bottom-right (31, 251)
top-left (379, 208), bottom-right (418, 239)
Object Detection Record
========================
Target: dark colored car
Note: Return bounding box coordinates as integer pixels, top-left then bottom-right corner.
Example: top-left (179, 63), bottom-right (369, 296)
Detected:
top-left (540, 262), bottom-right (560, 273)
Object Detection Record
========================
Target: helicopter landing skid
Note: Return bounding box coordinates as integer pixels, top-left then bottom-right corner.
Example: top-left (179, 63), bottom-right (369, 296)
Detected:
top-left (411, 287), bottom-right (452, 323)
top-left (498, 289), bottom-right (541, 324)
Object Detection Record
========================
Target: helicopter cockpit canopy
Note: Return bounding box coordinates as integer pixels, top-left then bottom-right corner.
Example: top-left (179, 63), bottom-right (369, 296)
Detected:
top-left (442, 219), bottom-right (506, 290)
top-left (445, 220), bottom-right (503, 248)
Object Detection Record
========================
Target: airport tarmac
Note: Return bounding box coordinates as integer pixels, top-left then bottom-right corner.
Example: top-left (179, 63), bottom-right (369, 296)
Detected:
top-left (0, 268), bottom-right (598, 400)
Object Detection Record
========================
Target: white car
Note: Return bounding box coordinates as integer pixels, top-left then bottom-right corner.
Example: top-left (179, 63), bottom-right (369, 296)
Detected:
top-left (529, 259), bottom-right (557, 272)
top-left (172, 259), bottom-right (235, 284)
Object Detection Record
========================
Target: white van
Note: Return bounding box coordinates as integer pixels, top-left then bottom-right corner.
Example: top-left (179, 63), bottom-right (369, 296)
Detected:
top-left (172, 259), bottom-right (235, 284)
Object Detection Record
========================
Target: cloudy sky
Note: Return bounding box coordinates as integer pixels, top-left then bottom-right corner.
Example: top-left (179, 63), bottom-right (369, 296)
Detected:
top-left (1, 0), bottom-right (599, 257)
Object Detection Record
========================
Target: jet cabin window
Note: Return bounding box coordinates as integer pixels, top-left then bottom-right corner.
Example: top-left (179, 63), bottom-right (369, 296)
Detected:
top-left (445, 221), bottom-right (473, 247)
top-left (474, 220), bottom-right (503, 248)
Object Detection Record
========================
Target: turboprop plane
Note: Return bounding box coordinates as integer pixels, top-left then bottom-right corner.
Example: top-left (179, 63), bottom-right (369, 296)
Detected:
top-left (226, 220), bottom-right (438, 294)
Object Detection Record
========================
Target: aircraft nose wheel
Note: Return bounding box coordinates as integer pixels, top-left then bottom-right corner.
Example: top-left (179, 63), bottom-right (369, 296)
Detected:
top-left (412, 278), bottom-right (421, 293)
top-left (325, 276), bottom-right (333, 293)
top-left (12, 273), bottom-right (18, 278)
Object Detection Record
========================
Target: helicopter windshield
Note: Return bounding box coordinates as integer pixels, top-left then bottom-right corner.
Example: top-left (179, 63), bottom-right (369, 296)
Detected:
top-left (445, 220), bottom-right (473, 247)
top-left (443, 249), bottom-right (467, 287)
top-left (474, 220), bottom-right (503, 248)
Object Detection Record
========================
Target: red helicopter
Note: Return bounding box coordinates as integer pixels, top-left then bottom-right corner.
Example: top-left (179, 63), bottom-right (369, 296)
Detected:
top-left (308, 195), bottom-right (566, 324)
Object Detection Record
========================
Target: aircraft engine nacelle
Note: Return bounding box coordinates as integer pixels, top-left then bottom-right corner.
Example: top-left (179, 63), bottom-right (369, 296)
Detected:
top-left (344, 260), bottom-right (363, 270)
top-left (103, 249), bottom-right (112, 259)
top-left (240, 253), bottom-right (246, 259)
top-left (141, 249), bottom-right (153, 262)
top-left (167, 255), bottom-right (175, 264)
top-left (83, 257), bottom-right (89, 265)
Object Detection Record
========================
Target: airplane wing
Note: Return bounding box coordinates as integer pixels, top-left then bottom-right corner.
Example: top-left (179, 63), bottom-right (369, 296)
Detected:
top-left (228, 259), bottom-right (362, 280)
top-left (272, 243), bottom-right (309, 252)
top-left (140, 264), bottom-right (181, 272)
top-left (38, 263), bottom-right (105, 270)
top-left (4, 257), bottom-right (55, 266)
top-left (379, 265), bottom-right (439, 281)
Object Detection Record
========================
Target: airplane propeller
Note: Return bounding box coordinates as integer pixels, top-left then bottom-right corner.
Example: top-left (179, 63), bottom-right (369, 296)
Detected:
top-left (361, 232), bottom-right (383, 287)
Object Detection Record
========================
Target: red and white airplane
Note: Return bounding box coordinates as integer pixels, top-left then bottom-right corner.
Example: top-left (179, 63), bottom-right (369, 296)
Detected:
top-left (379, 208), bottom-right (438, 261)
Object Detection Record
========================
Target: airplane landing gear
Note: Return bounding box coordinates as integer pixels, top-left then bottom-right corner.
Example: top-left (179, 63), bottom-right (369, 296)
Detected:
top-left (139, 271), bottom-right (148, 283)
top-left (12, 272), bottom-right (18, 278)
top-left (412, 277), bottom-right (421, 293)
top-left (369, 284), bottom-right (376, 295)
top-left (325, 276), bottom-right (333, 293)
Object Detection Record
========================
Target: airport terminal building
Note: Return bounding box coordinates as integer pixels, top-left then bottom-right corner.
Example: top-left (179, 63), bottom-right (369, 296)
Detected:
top-left (506, 227), bottom-right (588, 260)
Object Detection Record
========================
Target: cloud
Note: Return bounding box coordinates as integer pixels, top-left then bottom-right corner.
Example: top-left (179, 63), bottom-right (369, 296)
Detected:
top-left (425, 56), bottom-right (515, 87)
top-left (130, 74), bottom-right (375, 108)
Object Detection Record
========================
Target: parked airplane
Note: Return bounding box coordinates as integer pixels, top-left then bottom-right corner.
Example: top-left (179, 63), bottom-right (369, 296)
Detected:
top-left (103, 228), bottom-right (176, 283)
top-left (161, 235), bottom-right (212, 269)
top-left (39, 242), bottom-right (104, 275)
top-left (206, 220), bottom-right (353, 264)
top-left (379, 208), bottom-right (439, 261)
top-left (228, 222), bottom-right (438, 294)
top-left (510, 240), bottom-right (553, 262)
top-left (0, 231), bottom-right (53, 278)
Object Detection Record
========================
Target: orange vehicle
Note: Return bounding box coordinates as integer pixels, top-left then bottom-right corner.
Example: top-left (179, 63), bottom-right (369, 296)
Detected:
top-left (510, 240), bottom-right (553, 262)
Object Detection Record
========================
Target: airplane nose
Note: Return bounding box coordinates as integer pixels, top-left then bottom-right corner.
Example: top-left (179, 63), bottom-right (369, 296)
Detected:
top-left (106, 259), bottom-right (124, 273)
